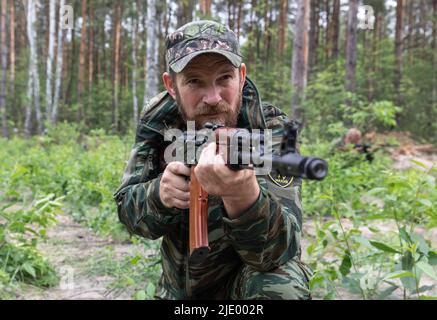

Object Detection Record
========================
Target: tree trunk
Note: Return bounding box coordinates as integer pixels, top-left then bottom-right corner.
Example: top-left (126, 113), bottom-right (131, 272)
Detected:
top-left (200, 0), bottom-right (212, 17)
top-left (77, 0), bottom-right (87, 124)
top-left (368, 11), bottom-right (380, 101)
top-left (291, 0), bottom-right (310, 122)
top-left (228, 0), bottom-right (234, 31)
top-left (0, 0), bottom-right (8, 137)
top-left (345, 0), bottom-right (358, 95)
top-left (65, 1), bottom-right (78, 108)
top-left (432, 0), bottom-right (436, 107)
top-left (407, 0), bottom-right (414, 64)
top-left (395, 0), bottom-right (404, 106)
top-left (236, 0), bottom-right (243, 38)
top-left (278, 0), bottom-right (288, 57)
top-left (9, 0), bottom-right (15, 97)
top-left (144, 0), bottom-right (159, 106)
top-left (329, 0), bottom-right (340, 60)
top-left (26, 0), bottom-right (43, 135)
top-left (88, 0), bottom-right (94, 95)
top-left (52, 0), bottom-right (66, 125)
top-left (132, 1), bottom-right (138, 126)
top-left (176, 0), bottom-right (194, 28)
top-left (263, 0), bottom-right (273, 68)
top-left (309, 0), bottom-right (319, 75)
top-left (45, 0), bottom-right (55, 124)
top-left (112, 1), bottom-right (122, 133)
top-left (324, 0), bottom-right (330, 63)
top-left (247, 0), bottom-right (256, 71)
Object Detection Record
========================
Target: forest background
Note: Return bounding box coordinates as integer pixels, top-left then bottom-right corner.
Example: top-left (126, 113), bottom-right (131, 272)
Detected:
top-left (0, 0), bottom-right (436, 300)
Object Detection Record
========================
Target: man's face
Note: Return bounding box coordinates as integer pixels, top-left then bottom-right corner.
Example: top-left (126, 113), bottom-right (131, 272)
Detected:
top-left (163, 54), bottom-right (246, 129)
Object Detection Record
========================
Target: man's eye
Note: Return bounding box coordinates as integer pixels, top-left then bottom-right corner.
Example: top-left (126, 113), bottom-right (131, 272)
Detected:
top-left (187, 79), bottom-right (200, 85)
top-left (220, 75), bottom-right (232, 81)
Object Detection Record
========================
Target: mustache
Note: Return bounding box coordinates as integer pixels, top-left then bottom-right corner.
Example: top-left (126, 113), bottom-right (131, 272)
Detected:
top-left (195, 101), bottom-right (232, 116)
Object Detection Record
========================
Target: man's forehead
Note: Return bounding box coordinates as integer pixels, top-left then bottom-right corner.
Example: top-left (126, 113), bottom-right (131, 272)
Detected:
top-left (182, 54), bottom-right (235, 75)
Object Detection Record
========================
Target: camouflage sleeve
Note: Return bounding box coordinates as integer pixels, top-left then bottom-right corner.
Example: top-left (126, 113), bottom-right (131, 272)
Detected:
top-left (221, 104), bottom-right (303, 272)
top-left (113, 120), bottom-right (183, 240)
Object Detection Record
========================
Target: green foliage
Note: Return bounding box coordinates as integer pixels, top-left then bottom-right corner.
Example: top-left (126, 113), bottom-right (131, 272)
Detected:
top-left (303, 147), bottom-right (437, 299)
top-left (301, 63), bottom-right (401, 140)
top-left (84, 237), bottom-right (161, 300)
top-left (0, 124), bottom-right (133, 237)
top-left (0, 195), bottom-right (61, 296)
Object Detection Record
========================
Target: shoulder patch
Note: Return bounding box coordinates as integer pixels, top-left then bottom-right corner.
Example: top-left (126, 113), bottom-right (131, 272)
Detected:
top-left (268, 171), bottom-right (294, 188)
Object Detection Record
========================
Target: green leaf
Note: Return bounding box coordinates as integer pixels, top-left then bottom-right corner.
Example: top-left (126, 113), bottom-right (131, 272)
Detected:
top-left (410, 159), bottom-right (427, 169)
top-left (428, 251), bottom-right (437, 266)
top-left (384, 270), bottom-right (415, 280)
top-left (130, 256), bottom-right (140, 265)
top-left (339, 253), bottom-right (352, 276)
top-left (399, 227), bottom-right (412, 244)
top-left (419, 295), bottom-right (437, 300)
top-left (354, 235), bottom-right (372, 247)
top-left (146, 282), bottom-right (156, 298)
top-left (323, 291), bottom-right (336, 300)
top-left (401, 251), bottom-right (414, 271)
top-left (411, 233), bottom-right (430, 254)
top-left (418, 199), bottom-right (432, 207)
top-left (133, 290), bottom-right (146, 300)
top-left (416, 261), bottom-right (437, 280)
top-left (370, 241), bottom-right (400, 254)
top-left (367, 188), bottom-right (387, 195)
top-left (376, 285), bottom-right (398, 299)
top-left (417, 284), bottom-right (436, 294)
top-left (21, 263), bottom-right (37, 278)
top-left (368, 226), bottom-right (380, 233)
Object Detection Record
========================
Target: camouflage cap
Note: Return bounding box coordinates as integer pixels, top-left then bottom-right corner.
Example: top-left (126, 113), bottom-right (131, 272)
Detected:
top-left (165, 20), bottom-right (243, 73)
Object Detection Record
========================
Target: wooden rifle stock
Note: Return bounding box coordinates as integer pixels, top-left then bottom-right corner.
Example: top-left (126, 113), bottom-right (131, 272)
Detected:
top-left (189, 166), bottom-right (209, 263)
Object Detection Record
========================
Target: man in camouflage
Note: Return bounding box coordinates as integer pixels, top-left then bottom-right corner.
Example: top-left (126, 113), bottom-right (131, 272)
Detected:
top-left (114, 20), bottom-right (312, 300)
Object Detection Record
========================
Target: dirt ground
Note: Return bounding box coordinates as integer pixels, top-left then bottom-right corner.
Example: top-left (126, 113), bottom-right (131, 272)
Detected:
top-left (16, 214), bottom-right (141, 300)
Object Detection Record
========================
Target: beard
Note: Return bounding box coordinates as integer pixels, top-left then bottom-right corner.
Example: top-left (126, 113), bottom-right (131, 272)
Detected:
top-left (175, 89), bottom-right (243, 130)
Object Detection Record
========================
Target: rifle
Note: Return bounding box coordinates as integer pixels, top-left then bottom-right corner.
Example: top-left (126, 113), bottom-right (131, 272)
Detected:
top-left (186, 121), bottom-right (328, 263)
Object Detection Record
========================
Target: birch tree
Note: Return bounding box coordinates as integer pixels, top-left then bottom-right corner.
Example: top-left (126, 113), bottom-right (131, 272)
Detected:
top-left (45, 0), bottom-right (55, 122)
top-left (143, 0), bottom-right (159, 107)
top-left (25, 0), bottom-right (43, 136)
top-left (291, 0), bottom-right (310, 122)
top-left (52, 0), bottom-right (66, 125)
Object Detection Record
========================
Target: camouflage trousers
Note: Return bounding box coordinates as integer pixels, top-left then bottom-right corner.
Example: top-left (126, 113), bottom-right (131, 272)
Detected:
top-left (228, 257), bottom-right (313, 300)
top-left (156, 257), bottom-right (313, 300)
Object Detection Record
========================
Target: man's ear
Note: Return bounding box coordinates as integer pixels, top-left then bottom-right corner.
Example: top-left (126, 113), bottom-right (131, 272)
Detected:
top-left (239, 63), bottom-right (247, 88)
top-left (162, 72), bottom-right (176, 99)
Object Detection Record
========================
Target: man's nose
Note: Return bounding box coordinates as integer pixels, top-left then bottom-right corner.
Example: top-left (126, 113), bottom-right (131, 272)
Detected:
top-left (203, 86), bottom-right (221, 106)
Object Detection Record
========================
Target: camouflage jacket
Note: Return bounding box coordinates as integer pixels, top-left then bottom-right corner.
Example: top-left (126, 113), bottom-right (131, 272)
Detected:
top-left (113, 78), bottom-right (305, 299)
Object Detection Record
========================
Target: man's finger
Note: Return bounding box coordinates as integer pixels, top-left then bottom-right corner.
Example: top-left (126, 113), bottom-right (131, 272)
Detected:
top-left (169, 188), bottom-right (190, 202)
top-left (167, 161), bottom-right (191, 177)
top-left (172, 199), bottom-right (190, 210)
top-left (171, 175), bottom-right (190, 192)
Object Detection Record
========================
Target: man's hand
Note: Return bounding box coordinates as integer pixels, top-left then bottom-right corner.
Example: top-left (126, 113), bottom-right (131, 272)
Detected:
top-left (194, 143), bottom-right (260, 219)
top-left (160, 162), bottom-right (191, 209)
